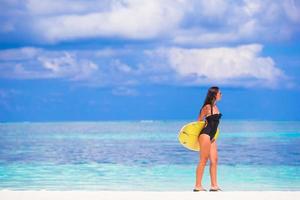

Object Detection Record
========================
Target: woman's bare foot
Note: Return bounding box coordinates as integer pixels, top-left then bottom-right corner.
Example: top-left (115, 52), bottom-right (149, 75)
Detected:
top-left (193, 186), bottom-right (207, 192)
top-left (209, 186), bottom-right (222, 191)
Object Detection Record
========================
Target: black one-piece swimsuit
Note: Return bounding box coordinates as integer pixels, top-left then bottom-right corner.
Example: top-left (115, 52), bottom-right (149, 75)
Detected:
top-left (199, 108), bottom-right (222, 141)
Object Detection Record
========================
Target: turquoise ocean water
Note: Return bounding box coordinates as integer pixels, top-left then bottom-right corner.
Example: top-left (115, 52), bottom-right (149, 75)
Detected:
top-left (0, 120), bottom-right (299, 191)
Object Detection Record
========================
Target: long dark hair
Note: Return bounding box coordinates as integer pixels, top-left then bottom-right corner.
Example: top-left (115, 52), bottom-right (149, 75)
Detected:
top-left (200, 86), bottom-right (220, 114)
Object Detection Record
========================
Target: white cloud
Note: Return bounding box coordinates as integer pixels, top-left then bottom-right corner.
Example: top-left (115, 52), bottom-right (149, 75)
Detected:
top-left (111, 87), bottom-right (139, 96)
top-left (0, 47), bottom-right (40, 61)
top-left (32, 0), bottom-right (187, 42)
top-left (0, 47), bottom-right (141, 88)
top-left (0, 48), bottom-right (98, 80)
top-left (173, 0), bottom-right (300, 44)
top-left (0, 45), bottom-right (292, 89)
top-left (283, 0), bottom-right (300, 22)
top-left (151, 44), bottom-right (288, 88)
top-left (197, 0), bottom-right (228, 17)
top-left (38, 52), bottom-right (98, 80)
top-left (26, 0), bottom-right (110, 15)
top-left (111, 59), bottom-right (132, 73)
top-left (1, 0), bottom-right (300, 44)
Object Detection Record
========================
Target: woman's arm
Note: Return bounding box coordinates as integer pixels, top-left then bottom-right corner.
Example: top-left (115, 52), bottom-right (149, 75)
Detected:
top-left (198, 105), bottom-right (208, 121)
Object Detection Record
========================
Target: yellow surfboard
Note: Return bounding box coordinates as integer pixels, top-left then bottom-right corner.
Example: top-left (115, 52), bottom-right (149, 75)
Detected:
top-left (178, 121), bottom-right (219, 151)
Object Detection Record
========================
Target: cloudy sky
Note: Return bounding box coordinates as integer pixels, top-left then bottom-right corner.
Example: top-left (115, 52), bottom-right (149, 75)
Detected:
top-left (0, 0), bottom-right (300, 121)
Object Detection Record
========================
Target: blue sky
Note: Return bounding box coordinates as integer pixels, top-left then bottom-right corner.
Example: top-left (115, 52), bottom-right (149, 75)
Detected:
top-left (0, 0), bottom-right (300, 122)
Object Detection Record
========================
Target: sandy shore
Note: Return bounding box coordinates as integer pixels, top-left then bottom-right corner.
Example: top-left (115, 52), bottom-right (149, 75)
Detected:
top-left (0, 191), bottom-right (300, 200)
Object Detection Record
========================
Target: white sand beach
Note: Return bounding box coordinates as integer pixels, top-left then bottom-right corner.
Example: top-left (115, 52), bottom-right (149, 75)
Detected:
top-left (0, 191), bottom-right (300, 200)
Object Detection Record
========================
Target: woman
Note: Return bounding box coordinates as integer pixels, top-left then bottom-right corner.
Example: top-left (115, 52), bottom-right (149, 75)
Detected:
top-left (194, 86), bottom-right (222, 192)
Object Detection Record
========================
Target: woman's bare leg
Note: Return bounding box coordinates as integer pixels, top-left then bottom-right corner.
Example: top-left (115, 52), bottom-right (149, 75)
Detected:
top-left (195, 134), bottom-right (211, 189)
top-left (209, 140), bottom-right (219, 189)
